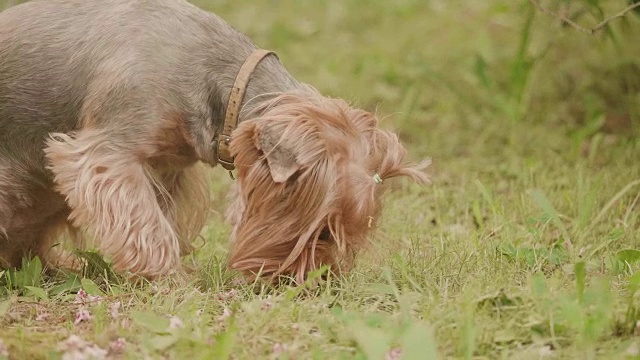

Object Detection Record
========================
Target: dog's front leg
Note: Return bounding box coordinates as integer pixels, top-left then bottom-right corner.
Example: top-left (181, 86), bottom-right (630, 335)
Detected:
top-left (159, 164), bottom-right (210, 257)
top-left (44, 129), bottom-right (181, 279)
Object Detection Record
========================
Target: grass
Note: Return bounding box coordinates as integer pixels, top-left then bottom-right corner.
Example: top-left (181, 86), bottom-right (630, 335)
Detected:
top-left (1, 0), bottom-right (640, 359)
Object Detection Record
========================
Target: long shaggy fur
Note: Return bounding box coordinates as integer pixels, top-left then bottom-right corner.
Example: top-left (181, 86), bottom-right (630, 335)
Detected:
top-left (45, 130), bottom-right (181, 277)
top-left (0, 0), bottom-right (428, 283)
top-left (227, 90), bottom-right (429, 283)
top-left (44, 128), bottom-right (209, 278)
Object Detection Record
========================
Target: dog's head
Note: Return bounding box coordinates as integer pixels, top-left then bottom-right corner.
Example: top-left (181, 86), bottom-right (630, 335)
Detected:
top-left (226, 90), bottom-right (429, 283)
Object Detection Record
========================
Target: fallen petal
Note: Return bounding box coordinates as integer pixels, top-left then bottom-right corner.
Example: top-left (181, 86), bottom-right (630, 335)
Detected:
top-left (108, 302), bottom-right (121, 319)
top-left (169, 316), bottom-right (184, 329)
top-left (74, 308), bottom-right (93, 325)
top-left (0, 339), bottom-right (9, 357)
top-left (109, 337), bottom-right (126, 354)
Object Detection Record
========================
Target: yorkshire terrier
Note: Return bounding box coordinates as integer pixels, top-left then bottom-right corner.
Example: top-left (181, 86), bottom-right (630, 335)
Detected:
top-left (0, 0), bottom-right (429, 283)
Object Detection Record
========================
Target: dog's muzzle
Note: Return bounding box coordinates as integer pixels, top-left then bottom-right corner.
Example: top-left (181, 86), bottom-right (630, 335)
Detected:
top-left (216, 49), bottom-right (278, 171)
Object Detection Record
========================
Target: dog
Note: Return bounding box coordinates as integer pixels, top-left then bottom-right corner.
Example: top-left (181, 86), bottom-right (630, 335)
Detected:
top-left (0, 0), bottom-right (429, 283)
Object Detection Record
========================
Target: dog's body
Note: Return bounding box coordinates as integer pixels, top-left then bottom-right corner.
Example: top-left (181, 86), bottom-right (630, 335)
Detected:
top-left (0, 0), bottom-right (427, 282)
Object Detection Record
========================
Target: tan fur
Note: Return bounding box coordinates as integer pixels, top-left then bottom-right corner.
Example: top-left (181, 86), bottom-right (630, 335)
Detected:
top-left (44, 130), bottom-right (179, 277)
top-left (43, 121), bottom-right (209, 279)
top-left (227, 90), bottom-right (429, 283)
top-left (160, 164), bottom-right (211, 256)
top-left (0, 158), bottom-right (74, 270)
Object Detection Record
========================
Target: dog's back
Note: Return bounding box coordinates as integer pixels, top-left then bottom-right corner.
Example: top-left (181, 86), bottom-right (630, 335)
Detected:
top-left (0, 0), bottom-right (253, 166)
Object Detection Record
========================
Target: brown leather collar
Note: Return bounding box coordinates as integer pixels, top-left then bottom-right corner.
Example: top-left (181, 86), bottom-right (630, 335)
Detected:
top-left (217, 49), bottom-right (278, 170)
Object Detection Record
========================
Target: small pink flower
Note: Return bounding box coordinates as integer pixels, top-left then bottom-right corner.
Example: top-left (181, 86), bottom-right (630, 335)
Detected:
top-left (58, 335), bottom-right (107, 360)
top-left (109, 337), bottom-right (126, 354)
top-left (386, 347), bottom-right (402, 360)
top-left (0, 339), bottom-right (9, 357)
top-left (217, 307), bottom-right (232, 321)
top-left (273, 343), bottom-right (287, 356)
top-left (73, 289), bottom-right (102, 305)
top-left (73, 289), bottom-right (88, 304)
top-left (169, 316), bottom-right (183, 329)
top-left (108, 302), bottom-right (121, 319)
top-left (74, 308), bottom-right (92, 325)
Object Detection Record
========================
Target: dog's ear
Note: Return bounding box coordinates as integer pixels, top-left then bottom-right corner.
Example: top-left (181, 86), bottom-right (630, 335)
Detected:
top-left (253, 122), bottom-right (301, 183)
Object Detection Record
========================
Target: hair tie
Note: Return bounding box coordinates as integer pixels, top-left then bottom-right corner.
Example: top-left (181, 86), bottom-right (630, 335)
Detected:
top-left (373, 174), bottom-right (383, 184)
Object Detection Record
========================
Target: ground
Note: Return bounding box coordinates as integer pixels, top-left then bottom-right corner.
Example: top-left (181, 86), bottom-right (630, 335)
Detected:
top-left (1, 0), bottom-right (640, 359)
